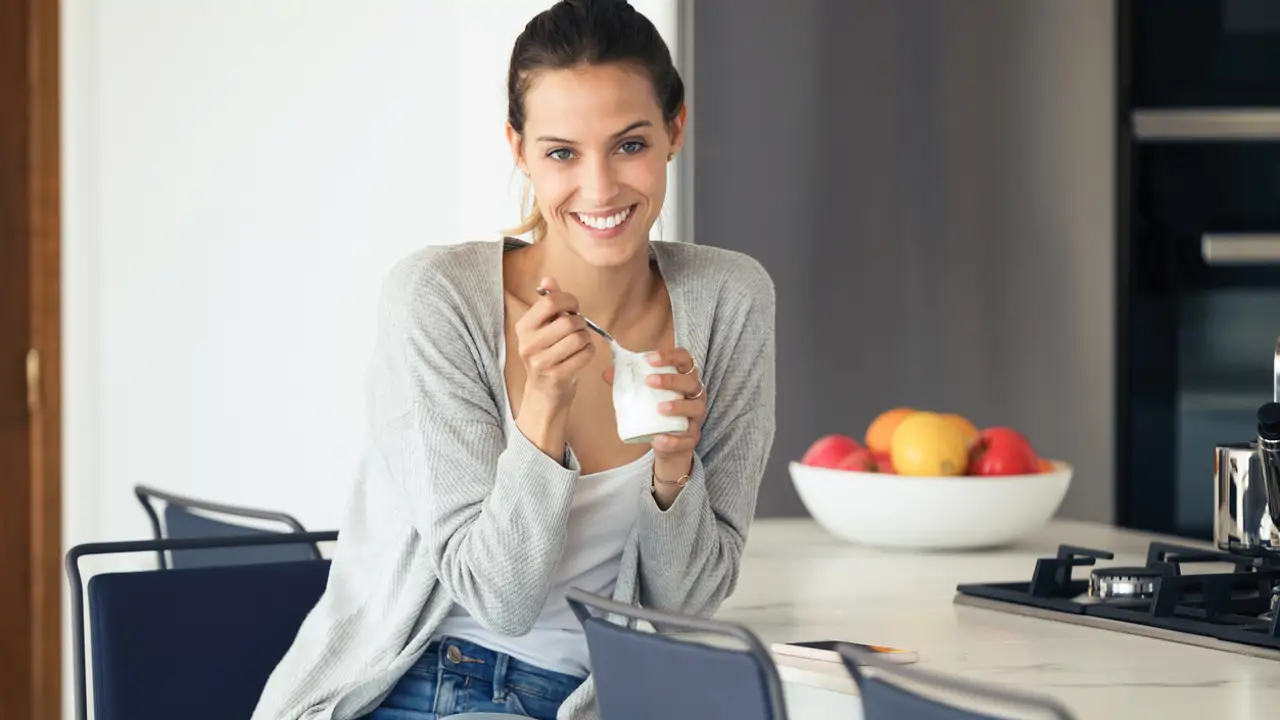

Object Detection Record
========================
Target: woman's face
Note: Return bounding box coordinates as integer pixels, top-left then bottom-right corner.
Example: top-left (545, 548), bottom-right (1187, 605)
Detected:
top-left (508, 62), bottom-right (685, 268)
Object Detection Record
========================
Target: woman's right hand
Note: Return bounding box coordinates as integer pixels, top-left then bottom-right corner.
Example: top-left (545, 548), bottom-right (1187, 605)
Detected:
top-left (516, 277), bottom-right (596, 409)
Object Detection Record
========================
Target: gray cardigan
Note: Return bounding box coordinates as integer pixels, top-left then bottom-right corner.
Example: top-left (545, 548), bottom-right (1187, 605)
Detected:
top-left (251, 237), bottom-right (777, 720)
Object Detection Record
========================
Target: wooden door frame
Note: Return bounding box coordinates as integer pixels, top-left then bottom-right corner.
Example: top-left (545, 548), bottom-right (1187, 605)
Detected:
top-left (1, 0), bottom-right (63, 718)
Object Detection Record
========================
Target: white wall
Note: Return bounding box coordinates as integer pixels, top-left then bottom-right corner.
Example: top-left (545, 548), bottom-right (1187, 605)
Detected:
top-left (61, 0), bottom-right (680, 713)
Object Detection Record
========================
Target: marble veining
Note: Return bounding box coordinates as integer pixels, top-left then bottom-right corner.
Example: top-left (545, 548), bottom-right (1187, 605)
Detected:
top-left (717, 517), bottom-right (1280, 719)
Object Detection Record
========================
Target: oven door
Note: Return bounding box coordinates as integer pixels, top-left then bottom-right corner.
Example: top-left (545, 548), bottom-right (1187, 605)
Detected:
top-left (1124, 140), bottom-right (1280, 538)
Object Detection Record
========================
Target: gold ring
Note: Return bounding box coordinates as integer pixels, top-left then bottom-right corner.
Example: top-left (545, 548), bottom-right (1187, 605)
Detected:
top-left (689, 379), bottom-right (705, 399)
top-left (681, 358), bottom-right (698, 375)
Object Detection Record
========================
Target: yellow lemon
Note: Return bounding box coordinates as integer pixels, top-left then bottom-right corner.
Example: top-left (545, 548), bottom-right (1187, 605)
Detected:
top-left (890, 411), bottom-right (969, 476)
top-left (939, 412), bottom-right (980, 448)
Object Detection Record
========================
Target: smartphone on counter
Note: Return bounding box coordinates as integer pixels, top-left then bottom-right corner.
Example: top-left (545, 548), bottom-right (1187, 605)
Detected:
top-left (771, 640), bottom-right (919, 665)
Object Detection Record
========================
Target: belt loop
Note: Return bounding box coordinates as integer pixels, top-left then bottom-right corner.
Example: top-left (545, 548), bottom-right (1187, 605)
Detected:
top-left (492, 651), bottom-right (510, 702)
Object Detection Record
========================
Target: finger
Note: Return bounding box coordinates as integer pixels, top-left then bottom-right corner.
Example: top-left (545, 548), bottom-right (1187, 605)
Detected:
top-left (520, 317), bottom-right (585, 365)
top-left (653, 432), bottom-right (699, 455)
top-left (536, 276), bottom-right (560, 295)
top-left (657, 398), bottom-right (706, 422)
top-left (602, 366), bottom-right (615, 386)
top-left (520, 289), bottom-right (581, 332)
top-left (646, 371), bottom-right (702, 397)
top-left (529, 314), bottom-right (588, 352)
top-left (519, 313), bottom-right (583, 358)
top-left (646, 348), bottom-right (695, 374)
top-left (530, 329), bottom-right (594, 371)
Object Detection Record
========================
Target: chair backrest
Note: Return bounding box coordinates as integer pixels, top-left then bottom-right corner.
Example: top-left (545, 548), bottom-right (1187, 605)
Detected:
top-left (66, 531), bottom-right (338, 720)
top-left (565, 586), bottom-right (787, 720)
top-left (837, 644), bottom-right (1076, 720)
top-left (135, 484), bottom-right (321, 568)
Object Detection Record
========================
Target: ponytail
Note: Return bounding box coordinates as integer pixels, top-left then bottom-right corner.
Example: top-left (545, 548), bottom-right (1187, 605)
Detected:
top-left (504, 172), bottom-right (548, 242)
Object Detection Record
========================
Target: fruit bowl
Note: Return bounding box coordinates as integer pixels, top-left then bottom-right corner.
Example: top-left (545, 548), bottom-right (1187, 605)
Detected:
top-left (788, 460), bottom-right (1073, 551)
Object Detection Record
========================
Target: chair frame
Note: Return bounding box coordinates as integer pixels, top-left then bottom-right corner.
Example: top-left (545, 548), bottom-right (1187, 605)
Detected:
top-left (134, 483), bottom-right (319, 568)
top-left (837, 643), bottom-right (1077, 720)
top-left (565, 586), bottom-right (789, 720)
top-left (65, 530), bottom-right (339, 720)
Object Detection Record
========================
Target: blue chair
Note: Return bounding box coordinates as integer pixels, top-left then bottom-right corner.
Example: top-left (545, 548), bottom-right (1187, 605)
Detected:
top-left (135, 484), bottom-right (322, 568)
top-left (66, 531), bottom-right (338, 720)
top-left (837, 643), bottom-right (1077, 719)
top-left (565, 586), bottom-right (788, 720)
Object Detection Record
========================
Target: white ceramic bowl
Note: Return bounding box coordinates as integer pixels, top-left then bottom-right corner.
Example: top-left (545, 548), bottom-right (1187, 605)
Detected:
top-left (788, 460), bottom-right (1073, 550)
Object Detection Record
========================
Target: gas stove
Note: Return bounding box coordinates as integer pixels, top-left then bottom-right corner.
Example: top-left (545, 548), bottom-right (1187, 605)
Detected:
top-left (953, 540), bottom-right (1280, 660)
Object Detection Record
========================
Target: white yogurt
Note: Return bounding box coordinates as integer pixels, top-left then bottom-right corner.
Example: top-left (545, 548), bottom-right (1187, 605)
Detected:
top-left (611, 346), bottom-right (690, 444)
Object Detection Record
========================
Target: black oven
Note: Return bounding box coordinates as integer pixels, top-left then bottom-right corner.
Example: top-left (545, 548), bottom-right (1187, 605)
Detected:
top-left (1118, 0), bottom-right (1280, 539)
top-left (1131, 0), bottom-right (1280, 108)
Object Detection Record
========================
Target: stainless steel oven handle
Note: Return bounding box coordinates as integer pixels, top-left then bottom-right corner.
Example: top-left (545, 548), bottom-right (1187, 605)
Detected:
top-left (1133, 109), bottom-right (1280, 141)
top-left (1200, 234), bottom-right (1280, 265)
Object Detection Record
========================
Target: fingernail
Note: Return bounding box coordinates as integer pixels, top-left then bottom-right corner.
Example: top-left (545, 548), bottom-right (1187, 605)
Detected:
top-left (646, 352), bottom-right (662, 364)
top-left (658, 402), bottom-right (672, 413)
top-left (647, 376), bottom-right (661, 387)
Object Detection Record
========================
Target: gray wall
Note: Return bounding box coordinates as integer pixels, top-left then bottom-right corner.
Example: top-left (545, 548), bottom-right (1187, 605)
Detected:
top-left (693, 0), bottom-right (1117, 523)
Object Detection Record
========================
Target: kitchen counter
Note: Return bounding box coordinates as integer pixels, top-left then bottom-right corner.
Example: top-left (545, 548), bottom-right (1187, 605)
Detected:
top-left (718, 517), bottom-right (1280, 719)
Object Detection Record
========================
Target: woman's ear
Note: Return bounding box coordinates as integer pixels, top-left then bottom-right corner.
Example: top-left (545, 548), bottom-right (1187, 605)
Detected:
top-left (666, 104), bottom-right (688, 161)
top-left (506, 122), bottom-right (526, 173)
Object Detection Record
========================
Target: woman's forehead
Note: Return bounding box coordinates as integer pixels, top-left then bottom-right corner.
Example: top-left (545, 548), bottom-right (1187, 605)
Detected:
top-left (522, 64), bottom-right (662, 138)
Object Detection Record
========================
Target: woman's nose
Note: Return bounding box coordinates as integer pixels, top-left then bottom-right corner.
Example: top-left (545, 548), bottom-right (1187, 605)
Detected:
top-left (579, 156), bottom-right (620, 206)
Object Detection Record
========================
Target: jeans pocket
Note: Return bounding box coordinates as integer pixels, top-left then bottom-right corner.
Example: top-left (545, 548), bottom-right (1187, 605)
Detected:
top-left (502, 686), bottom-right (561, 720)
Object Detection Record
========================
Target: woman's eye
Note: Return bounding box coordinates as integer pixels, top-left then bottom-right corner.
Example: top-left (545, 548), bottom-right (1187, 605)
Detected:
top-left (619, 140), bottom-right (646, 154)
top-left (548, 148), bottom-right (574, 161)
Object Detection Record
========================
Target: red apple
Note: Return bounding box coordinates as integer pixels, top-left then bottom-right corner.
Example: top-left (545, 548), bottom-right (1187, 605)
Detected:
top-left (836, 447), bottom-right (878, 472)
top-left (968, 427), bottom-right (1038, 476)
top-left (802, 434), bottom-right (863, 468)
top-left (872, 451), bottom-right (896, 474)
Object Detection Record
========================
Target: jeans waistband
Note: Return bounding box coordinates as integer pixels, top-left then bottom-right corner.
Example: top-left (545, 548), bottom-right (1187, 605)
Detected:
top-left (423, 636), bottom-right (586, 689)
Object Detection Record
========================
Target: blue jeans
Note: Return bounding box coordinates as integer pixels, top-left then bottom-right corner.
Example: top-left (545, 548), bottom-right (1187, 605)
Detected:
top-left (366, 636), bottom-right (586, 720)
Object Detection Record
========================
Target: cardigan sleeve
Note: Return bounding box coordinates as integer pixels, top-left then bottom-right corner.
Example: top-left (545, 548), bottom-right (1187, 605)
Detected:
top-left (367, 251), bottom-right (579, 637)
top-left (635, 256), bottom-right (777, 616)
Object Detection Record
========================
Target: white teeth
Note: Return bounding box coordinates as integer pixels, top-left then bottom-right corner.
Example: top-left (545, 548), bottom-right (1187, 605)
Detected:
top-left (575, 206), bottom-right (631, 231)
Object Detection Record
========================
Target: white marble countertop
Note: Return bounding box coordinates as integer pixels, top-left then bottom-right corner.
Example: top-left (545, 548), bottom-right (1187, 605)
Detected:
top-left (716, 517), bottom-right (1280, 719)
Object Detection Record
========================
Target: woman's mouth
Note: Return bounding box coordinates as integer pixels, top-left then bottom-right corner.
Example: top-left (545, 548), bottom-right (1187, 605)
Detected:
top-left (571, 205), bottom-right (636, 239)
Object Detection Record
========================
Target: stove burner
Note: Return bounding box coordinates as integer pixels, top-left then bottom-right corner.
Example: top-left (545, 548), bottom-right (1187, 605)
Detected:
top-left (1089, 567), bottom-right (1163, 600)
top-left (956, 540), bottom-right (1280, 656)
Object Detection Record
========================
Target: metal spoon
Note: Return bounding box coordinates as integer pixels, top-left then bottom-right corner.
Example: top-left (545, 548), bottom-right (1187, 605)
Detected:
top-left (535, 286), bottom-right (620, 348)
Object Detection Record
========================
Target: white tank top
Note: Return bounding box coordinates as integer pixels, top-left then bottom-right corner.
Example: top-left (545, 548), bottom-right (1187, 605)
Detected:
top-left (431, 335), bottom-right (647, 678)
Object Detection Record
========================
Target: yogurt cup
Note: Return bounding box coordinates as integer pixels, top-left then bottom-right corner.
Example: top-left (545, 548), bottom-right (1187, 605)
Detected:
top-left (612, 347), bottom-right (690, 444)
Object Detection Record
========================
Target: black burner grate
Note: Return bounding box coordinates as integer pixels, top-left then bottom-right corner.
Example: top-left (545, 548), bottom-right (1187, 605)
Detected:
top-left (956, 541), bottom-right (1280, 651)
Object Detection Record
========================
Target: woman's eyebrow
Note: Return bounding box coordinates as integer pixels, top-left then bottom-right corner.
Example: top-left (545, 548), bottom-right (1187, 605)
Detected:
top-left (536, 119), bottom-right (653, 145)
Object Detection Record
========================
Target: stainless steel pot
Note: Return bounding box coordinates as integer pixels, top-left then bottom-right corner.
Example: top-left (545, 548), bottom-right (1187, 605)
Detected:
top-left (1213, 339), bottom-right (1280, 555)
top-left (1214, 441), bottom-right (1280, 554)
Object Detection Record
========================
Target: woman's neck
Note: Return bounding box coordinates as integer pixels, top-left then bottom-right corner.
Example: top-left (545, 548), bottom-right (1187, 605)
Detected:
top-left (516, 237), bottom-right (659, 333)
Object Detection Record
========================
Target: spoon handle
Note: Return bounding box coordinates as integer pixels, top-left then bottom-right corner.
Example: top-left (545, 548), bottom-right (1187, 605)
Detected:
top-left (535, 286), bottom-right (617, 344)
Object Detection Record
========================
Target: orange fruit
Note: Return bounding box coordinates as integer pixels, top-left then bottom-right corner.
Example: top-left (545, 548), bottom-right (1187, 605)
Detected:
top-left (890, 411), bottom-right (969, 476)
top-left (1037, 457), bottom-right (1054, 473)
top-left (939, 413), bottom-right (979, 448)
top-left (865, 407), bottom-right (916, 453)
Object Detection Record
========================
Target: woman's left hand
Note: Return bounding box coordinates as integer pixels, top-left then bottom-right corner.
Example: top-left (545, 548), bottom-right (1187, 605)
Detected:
top-left (602, 347), bottom-right (707, 466)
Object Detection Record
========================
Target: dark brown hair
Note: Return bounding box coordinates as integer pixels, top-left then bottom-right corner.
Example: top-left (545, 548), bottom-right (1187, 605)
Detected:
top-left (505, 0), bottom-right (685, 239)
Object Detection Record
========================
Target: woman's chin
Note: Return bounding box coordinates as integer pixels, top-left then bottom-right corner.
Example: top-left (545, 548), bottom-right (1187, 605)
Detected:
top-left (569, 230), bottom-right (649, 268)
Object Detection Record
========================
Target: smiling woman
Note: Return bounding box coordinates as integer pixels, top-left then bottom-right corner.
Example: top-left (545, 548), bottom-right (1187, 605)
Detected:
top-left (510, 61), bottom-right (678, 270)
top-left (250, 2), bottom-right (776, 719)
top-left (503, 2), bottom-right (687, 270)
